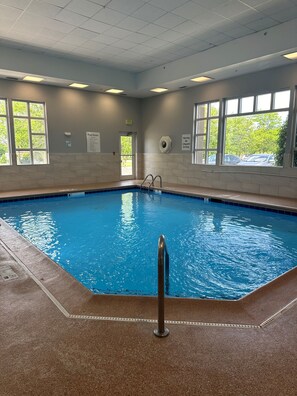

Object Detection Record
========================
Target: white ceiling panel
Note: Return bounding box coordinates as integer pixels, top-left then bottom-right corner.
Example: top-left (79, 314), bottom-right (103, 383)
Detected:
top-left (131, 4), bottom-right (166, 22)
top-left (148, 0), bottom-right (189, 12)
top-left (137, 23), bottom-right (167, 36)
top-left (117, 16), bottom-right (148, 31)
top-left (80, 19), bottom-right (111, 34)
top-left (44, 0), bottom-right (72, 6)
top-left (154, 12), bottom-right (186, 28)
top-left (65, 0), bottom-right (102, 18)
top-left (0, 0), bottom-right (31, 10)
top-left (107, 0), bottom-right (146, 15)
top-left (55, 9), bottom-right (88, 26)
top-left (0, 0), bottom-right (296, 96)
top-left (26, 1), bottom-right (62, 18)
top-left (92, 8), bottom-right (126, 24)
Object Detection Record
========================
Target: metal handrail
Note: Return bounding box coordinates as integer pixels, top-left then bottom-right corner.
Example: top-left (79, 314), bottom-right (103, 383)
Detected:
top-left (140, 174), bottom-right (154, 189)
top-left (152, 175), bottom-right (162, 189)
top-left (154, 235), bottom-right (170, 338)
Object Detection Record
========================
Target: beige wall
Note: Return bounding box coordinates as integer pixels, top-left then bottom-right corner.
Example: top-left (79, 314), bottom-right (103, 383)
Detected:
top-left (141, 64), bottom-right (297, 198)
top-left (0, 79), bottom-right (142, 191)
top-left (142, 153), bottom-right (297, 198)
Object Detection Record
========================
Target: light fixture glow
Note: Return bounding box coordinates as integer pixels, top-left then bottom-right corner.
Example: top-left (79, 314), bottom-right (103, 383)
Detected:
top-left (105, 88), bottom-right (124, 94)
top-left (190, 76), bottom-right (213, 83)
top-left (150, 88), bottom-right (168, 93)
top-left (23, 76), bottom-right (44, 82)
top-left (69, 83), bottom-right (89, 88)
top-left (283, 52), bottom-right (297, 60)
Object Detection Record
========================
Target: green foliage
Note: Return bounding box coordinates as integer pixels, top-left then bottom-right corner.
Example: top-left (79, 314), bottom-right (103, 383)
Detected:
top-left (0, 117), bottom-right (9, 164)
top-left (274, 119), bottom-right (288, 166)
top-left (225, 112), bottom-right (285, 157)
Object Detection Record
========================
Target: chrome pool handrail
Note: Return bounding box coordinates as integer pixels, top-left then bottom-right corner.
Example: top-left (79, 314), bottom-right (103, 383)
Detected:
top-left (152, 175), bottom-right (162, 189)
top-left (140, 174), bottom-right (154, 189)
top-left (154, 234), bottom-right (170, 338)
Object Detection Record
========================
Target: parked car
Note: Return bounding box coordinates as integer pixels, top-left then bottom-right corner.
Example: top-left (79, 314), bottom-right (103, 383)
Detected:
top-left (208, 154), bottom-right (241, 165)
top-left (238, 154), bottom-right (275, 166)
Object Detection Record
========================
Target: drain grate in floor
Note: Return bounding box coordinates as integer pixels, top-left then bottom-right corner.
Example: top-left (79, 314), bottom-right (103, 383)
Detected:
top-left (0, 266), bottom-right (18, 281)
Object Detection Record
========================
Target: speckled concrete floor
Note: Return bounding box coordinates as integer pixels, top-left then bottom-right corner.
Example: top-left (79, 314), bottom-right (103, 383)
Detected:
top-left (1, 182), bottom-right (297, 395)
top-left (1, 249), bottom-right (297, 396)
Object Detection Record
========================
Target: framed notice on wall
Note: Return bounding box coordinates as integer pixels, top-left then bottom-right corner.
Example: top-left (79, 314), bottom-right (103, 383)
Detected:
top-left (86, 132), bottom-right (101, 152)
top-left (182, 134), bottom-right (191, 151)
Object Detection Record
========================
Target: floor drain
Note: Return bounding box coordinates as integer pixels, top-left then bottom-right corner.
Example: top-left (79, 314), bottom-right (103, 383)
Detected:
top-left (0, 267), bottom-right (18, 281)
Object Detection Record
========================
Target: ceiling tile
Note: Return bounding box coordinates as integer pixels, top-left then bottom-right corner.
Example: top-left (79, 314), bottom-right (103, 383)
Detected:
top-left (0, 4), bottom-right (23, 20)
top-left (104, 26), bottom-right (132, 38)
top-left (117, 16), bottom-right (148, 31)
top-left (245, 16), bottom-right (279, 30)
top-left (154, 12), bottom-right (186, 28)
top-left (55, 9), bottom-right (88, 26)
top-left (137, 23), bottom-right (167, 36)
top-left (269, 5), bottom-right (297, 22)
top-left (80, 40), bottom-right (106, 50)
top-left (173, 20), bottom-right (203, 34)
top-left (148, 0), bottom-right (189, 12)
top-left (107, 0), bottom-right (146, 15)
top-left (222, 24), bottom-right (255, 38)
top-left (215, 0), bottom-right (252, 18)
top-left (65, 0), bottom-right (102, 18)
top-left (92, 8), bottom-right (126, 24)
top-left (80, 19), bottom-right (111, 33)
top-left (92, 34), bottom-right (119, 44)
top-left (132, 4), bottom-right (166, 22)
top-left (0, 0), bottom-right (31, 10)
top-left (172, 1), bottom-right (207, 19)
top-left (143, 37), bottom-right (168, 48)
top-left (43, 17), bottom-right (75, 33)
top-left (124, 31), bottom-right (150, 43)
top-left (26, 0), bottom-right (62, 18)
top-left (43, 0), bottom-right (72, 6)
top-left (190, 0), bottom-right (230, 10)
top-left (113, 39), bottom-right (136, 49)
top-left (157, 29), bottom-right (186, 42)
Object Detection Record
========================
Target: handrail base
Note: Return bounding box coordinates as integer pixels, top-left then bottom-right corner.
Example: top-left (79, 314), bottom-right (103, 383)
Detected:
top-left (153, 328), bottom-right (170, 338)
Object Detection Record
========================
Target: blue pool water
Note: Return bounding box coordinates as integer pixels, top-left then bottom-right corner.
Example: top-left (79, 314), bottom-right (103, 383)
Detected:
top-left (0, 189), bottom-right (296, 300)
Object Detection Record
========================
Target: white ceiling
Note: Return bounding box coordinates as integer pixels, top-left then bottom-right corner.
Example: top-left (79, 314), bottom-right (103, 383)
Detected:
top-left (0, 0), bottom-right (297, 96)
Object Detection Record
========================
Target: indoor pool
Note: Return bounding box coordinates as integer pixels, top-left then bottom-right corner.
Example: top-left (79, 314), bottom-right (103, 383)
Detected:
top-left (0, 189), bottom-right (296, 300)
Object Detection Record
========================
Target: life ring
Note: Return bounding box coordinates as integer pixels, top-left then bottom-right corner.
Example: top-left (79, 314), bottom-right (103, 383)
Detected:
top-left (159, 136), bottom-right (172, 153)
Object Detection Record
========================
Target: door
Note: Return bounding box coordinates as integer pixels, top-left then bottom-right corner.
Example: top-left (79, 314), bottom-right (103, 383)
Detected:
top-left (120, 133), bottom-right (135, 180)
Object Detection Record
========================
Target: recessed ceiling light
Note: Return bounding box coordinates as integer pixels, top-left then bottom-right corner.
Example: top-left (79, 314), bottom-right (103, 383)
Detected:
top-left (105, 89), bottom-right (124, 94)
top-left (283, 52), bottom-right (297, 60)
top-left (23, 76), bottom-right (44, 82)
top-left (69, 83), bottom-right (89, 88)
top-left (190, 76), bottom-right (213, 83)
top-left (150, 88), bottom-right (168, 93)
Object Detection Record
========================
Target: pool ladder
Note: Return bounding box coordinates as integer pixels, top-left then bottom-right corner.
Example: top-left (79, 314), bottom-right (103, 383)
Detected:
top-left (141, 174), bottom-right (163, 191)
top-left (154, 235), bottom-right (170, 338)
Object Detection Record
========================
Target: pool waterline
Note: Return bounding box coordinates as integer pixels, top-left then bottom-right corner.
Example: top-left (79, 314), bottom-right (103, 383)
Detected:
top-left (0, 187), bottom-right (296, 301)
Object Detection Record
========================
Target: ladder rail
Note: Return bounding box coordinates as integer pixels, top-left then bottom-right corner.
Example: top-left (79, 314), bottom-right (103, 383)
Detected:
top-left (152, 175), bottom-right (162, 189)
top-left (140, 174), bottom-right (154, 189)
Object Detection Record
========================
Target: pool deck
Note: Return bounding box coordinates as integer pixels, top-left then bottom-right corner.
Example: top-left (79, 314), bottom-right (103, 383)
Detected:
top-left (1, 181), bottom-right (297, 395)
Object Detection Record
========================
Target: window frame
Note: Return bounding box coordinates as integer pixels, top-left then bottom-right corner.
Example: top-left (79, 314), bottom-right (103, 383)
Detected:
top-left (223, 89), bottom-right (291, 167)
top-left (192, 100), bottom-right (220, 165)
top-left (11, 99), bottom-right (49, 166)
top-left (0, 97), bottom-right (12, 166)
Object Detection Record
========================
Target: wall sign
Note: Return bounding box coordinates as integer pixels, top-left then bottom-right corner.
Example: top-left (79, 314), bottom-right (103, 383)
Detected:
top-left (182, 134), bottom-right (191, 151)
top-left (86, 132), bottom-right (101, 152)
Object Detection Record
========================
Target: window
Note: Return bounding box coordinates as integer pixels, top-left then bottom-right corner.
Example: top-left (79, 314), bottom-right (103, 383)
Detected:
top-left (193, 101), bottom-right (220, 164)
top-left (0, 99), bottom-right (11, 166)
top-left (224, 90), bottom-right (290, 167)
top-left (12, 100), bottom-right (49, 165)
